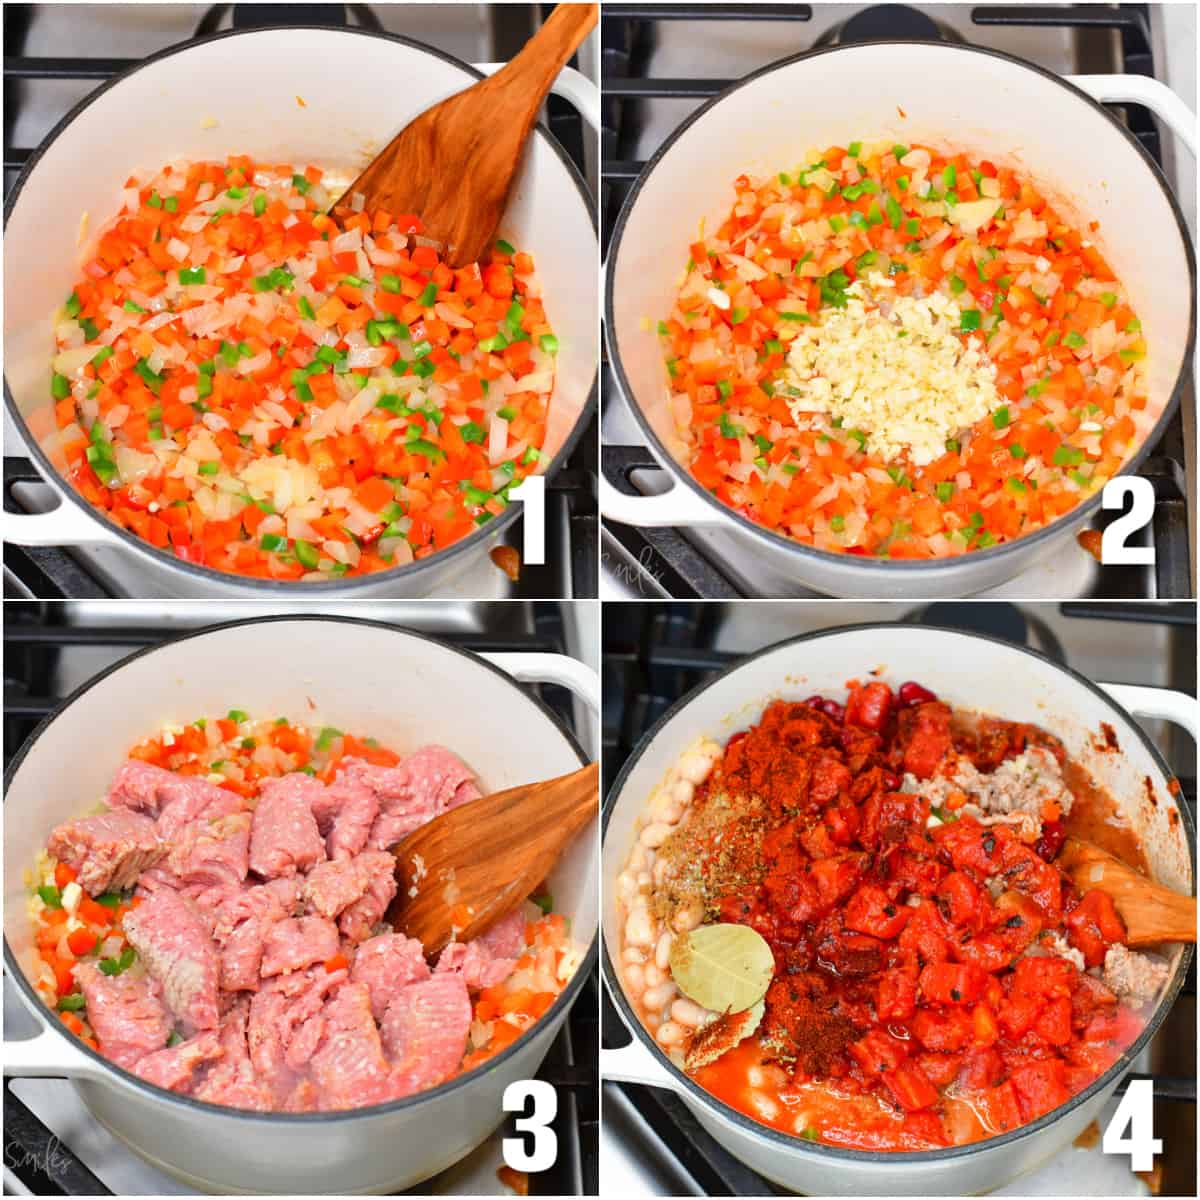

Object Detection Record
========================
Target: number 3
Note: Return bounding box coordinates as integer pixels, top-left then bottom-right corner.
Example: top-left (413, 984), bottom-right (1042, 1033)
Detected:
top-left (1103, 1078), bottom-right (1161, 1170)
top-left (502, 1080), bottom-right (558, 1172)
top-left (1100, 477), bottom-right (1156, 565)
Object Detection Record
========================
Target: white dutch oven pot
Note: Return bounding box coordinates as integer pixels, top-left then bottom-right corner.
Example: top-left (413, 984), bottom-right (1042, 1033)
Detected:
top-left (3, 27), bottom-right (599, 598)
top-left (601, 624), bottom-right (1195, 1195)
top-left (604, 43), bottom-right (1196, 598)
top-left (4, 617), bottom-right (599, 1194)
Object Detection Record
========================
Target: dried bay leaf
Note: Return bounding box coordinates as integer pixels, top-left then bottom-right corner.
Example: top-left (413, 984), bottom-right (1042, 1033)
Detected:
top-left (669, 922), bottom-right (774, 1014)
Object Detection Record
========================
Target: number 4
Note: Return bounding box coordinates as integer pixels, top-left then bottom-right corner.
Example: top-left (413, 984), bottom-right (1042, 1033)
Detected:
top-left (502, 1079), bottom-right (558, 1172)
top-left (1103, 1078), bottom-right (1161, 1170)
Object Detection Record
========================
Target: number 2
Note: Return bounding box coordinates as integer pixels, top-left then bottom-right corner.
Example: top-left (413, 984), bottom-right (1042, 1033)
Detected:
top-left (1100, 477), bottom-right (1155, 565)
top-left (502, 1079), bottom-right (557, 1172)
top-left (1103, 1078), bottom-right (1161, 1170)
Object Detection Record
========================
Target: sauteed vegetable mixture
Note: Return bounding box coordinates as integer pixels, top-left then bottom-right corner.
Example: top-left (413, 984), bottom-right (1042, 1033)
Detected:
top-left (32, 713), bottom-right (580, 1110)
top-left (660, 141), bottom-right (1149, 559)
top-left (49, 157), bottom-right (557, 579)
top-left (618, 681), bottom-right (1172, 1150)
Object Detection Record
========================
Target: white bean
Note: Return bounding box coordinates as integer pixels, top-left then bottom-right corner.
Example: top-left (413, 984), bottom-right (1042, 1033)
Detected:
top-left (750, 1092), bottom-right (779, 1121)
top-left (673, 901), bottom-right (704, 933)
top-left (640, 822), bottom-right (672, 849)
top-left (655, 931), bottom-right (674, 970)
top-left (644, 981), bottom-right (676, 1010)
top-left (629, 844), bottom-right (649, 871)
top-left (678, 751), bottom-right (712, 784)
top-left (652, 799), bottom-right (683, 825)
top-left (670, 998), bottom-right (706, 1028)
top-left (656, 1020), bottom-right (686, 1047)
top-left (672, 778), bottom-right (695, 807)
top-left (643, 962), bottom-right (666, 989)
top-left (622, 946), bottom-right (646, 965)
top-left (616, 870), bottom-right (638, 899)
top-left (748, 1066), bottom-right (765, 1087)
top-left (623, 962), bottom-right (645, 997)
top-left (636, 870), bottom-right (652, 890)
top-left (625, 907), bottom-right (656, 948)
top-left (652, 858), bottom-right (671, 886)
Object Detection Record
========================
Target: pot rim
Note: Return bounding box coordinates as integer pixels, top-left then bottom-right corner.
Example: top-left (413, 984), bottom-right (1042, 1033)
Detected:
top-left (3, 24), bottom-right (598, 594)
top-left (604, 40), bottom-right (1197, 576)
top-left (4, 613), bottom-right (599, 1123)
top-left (601, 621), bottom-right (1196, 1163)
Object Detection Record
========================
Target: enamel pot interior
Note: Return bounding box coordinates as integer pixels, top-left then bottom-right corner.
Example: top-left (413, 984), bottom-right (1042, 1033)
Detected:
top-left (4, 618), bottom-right (598, 1190)
top-left (602, 625), bottom-right (1194, 1180)
top-left (3, 27), bottom-right (597, 587)
top-left (608, 42), bottom-right (1194, 570)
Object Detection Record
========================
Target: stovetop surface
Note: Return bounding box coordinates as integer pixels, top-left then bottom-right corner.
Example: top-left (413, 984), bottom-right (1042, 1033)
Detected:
top-left (600, 600), bottom-right (1196, 1197)
top-left (3, 599), bottom-right (600, 1196)
top-left (599, 3), bottom-right (1196, 600)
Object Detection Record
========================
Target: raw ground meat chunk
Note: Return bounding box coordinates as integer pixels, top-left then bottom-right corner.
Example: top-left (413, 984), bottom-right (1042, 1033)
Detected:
top-left (213, 879), bottom-right (301, 992)
top-left (338, 746), bottom-right (481, 851)
top-left (261, 916), bottom-right (340, 977)
top-left (310, 982), bottom-right (392, 1111)
top-left (109, 761), bottom-right (245, 840)
top-left (76, 962), bottom-right (173, 1069)
top-left (436, 941), bottom-right (517, 991)
top-left (166, 811), bottom-right (251, 891)
top-left (1103, 943), bottom-right (1170, 1006)
top-left (194, 997), bottom-right (276, 1111)
top-left (303, 856), bottom-right (372, 920)
top-left (123, 888), bottom-right (221, 1032)
top-left (248, 967), bottom-right (346, 1094)
top-left (351, 933), bottom-right (431, 1020)
top-left (381, 974), bottom-right (471, 1094)
top-left (436, 909), bottom-right (526, 990)
top-left (475, 908), bottom-right (527, 960)
top-left (337, 851), bottom-right (398, 943)
top-left (324, 783), bottom-right (381, 860)
top-left (249, 783), bottom-right (326, 879)
top-left (47, 810), bottom-right (164, 895)
top-left (133, 1029), bottom-right (224, 1091)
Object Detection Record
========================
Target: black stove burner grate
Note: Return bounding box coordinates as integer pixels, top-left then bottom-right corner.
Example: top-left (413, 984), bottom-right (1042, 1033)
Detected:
top-left (2, 3), bottom-right (596, 602)
top-left (600, 3), bottom-right (1192, 600)
top-left (601, 600), bottom-right (1196, 1196)
top-left (3, 603), bottom-right (597, 1197)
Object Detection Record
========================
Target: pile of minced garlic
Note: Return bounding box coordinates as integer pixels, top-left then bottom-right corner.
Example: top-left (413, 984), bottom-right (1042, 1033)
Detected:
top-left (779, 273), bottom-right (1001, 466)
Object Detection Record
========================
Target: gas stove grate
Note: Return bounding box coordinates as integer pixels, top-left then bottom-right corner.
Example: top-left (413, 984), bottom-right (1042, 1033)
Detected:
top-left (601, 600), bottom-right (1196, 1196)
top-left (3, 603), bottom-right (597, 1197)
top-left (600, 3), bottom-right (1192, 600)
top-left (2, 3), bottom-right (596, 602)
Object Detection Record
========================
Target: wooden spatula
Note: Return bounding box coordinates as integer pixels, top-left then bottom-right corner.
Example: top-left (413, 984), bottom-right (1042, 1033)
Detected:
top-left (338, 3), bottom-right (597, 268)
top-left (1057, 836), bottom-right (1196, 948)
top-left (387, 761), bottom-right (598, 956)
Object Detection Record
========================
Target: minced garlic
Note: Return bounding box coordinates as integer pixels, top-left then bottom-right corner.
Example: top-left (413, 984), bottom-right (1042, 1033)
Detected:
top-left (779, 273), bottom-right (1002, 466)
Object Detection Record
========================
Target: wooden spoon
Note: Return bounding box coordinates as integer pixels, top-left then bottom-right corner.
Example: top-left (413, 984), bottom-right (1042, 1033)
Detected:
top-left (387, 761), bottom-right (598, 956)
top-left (1057, 836), bottom-right (1196, 948)
top-left (338, 3), bottom-right (597, 268)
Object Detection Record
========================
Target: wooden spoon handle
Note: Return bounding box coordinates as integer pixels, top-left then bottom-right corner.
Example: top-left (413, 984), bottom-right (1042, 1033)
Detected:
top-left (481, 4), bottom-right (597, 122)
top-left (1059, 837), bottom-right (1196, 947)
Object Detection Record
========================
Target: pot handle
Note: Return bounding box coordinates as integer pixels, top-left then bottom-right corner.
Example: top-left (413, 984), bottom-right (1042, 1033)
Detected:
top-left (4, 1018), bottom-right (108, 1081)
top-left (481, 652), bottom-right (598, 718)
top-left (3, 484), bottom-right (126, 548)
top-left (1067, 75), bottom-right (1196, 157)
top-left (1099, 683), bottom-right (1198, 742)
top-left (600, 464), bottom-right (726, 529)
top-left (600, 1036), bottom-right (683, 1094)
top-left (474, 64), bottom-right (600, 134)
